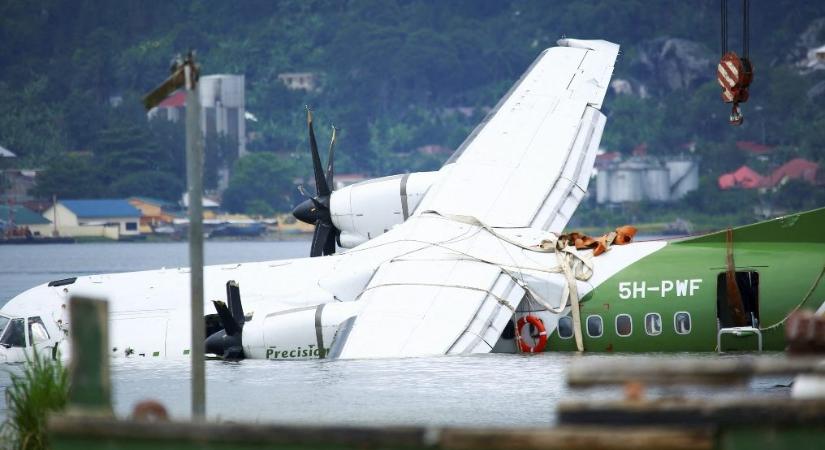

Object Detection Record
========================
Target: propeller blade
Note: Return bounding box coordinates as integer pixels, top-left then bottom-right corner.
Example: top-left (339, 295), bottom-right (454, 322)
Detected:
top-left (226, 280), bottom-right (244, 328)
top-left (310, 220), bottom-right (334, 257)
top-left (326, 126), bottom-right (337, 192)
top-left (323, 226), bottom-right (337, 255)
top-left (306, 107), bottom-right (330, 197)
top-left (212, 300), bottom-right (241, 336)
top-left (204, 329), bottom-right (227, 355)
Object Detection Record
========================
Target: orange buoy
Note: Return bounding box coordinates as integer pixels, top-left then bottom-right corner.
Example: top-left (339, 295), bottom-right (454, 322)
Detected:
top-left (516, 315), bottom-right (548, 353)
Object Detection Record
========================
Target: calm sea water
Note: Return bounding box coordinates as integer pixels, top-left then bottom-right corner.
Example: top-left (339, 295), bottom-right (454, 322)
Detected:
top-left (0, 241), bottom-right (790, 426)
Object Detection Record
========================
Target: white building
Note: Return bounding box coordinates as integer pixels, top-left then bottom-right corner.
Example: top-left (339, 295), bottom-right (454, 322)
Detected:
top-left (277, 72), bottom-right (318, 91)
top-left (147, 74), bottom-right (247, 190)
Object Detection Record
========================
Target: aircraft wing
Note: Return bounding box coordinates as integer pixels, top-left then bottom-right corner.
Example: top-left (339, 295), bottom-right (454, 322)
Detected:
top-left (336, 256), bottom-right (526, 358)
top-left (418, 38), bottom-right (618, 232)
top-left (336, 39), bottom-right (619, 359)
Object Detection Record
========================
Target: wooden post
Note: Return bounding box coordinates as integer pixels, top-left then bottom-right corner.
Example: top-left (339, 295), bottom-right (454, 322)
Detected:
top-left (67, 296), bottom-right (112, 416)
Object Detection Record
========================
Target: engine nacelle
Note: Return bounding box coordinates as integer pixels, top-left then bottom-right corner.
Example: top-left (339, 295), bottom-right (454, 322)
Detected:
top-left (242, 301), bottom-right (364, 360)
top-left (330, 171), bottom-right (439, 248)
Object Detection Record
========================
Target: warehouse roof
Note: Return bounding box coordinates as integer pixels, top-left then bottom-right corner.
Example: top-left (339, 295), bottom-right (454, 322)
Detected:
top-left (61, 199), bottom-right (141, 218)
top-left (0, 205), bottom-right (50, 225)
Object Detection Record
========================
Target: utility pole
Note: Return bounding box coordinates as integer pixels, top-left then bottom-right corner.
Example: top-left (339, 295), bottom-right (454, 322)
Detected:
top-left (143, 51), bottom-right (206, 420)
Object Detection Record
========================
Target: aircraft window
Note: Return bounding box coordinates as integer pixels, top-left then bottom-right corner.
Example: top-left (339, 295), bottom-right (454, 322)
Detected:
top-left (28, 317), bottom-right (50, 344)
top-left (0, 316), bottom-right (10, 336)
top-left (586, 315), bottom-right (603, 338)
top-left (557, 316), bottom-right (573, 339)
top-left (645, 313), bottom-right (662, 336)
top-left (0, 319), bottom-right (26, 348)
top-left (615, 314), bottom-right (632, 337)
top-left (674, 312), bottom-right (691, 335)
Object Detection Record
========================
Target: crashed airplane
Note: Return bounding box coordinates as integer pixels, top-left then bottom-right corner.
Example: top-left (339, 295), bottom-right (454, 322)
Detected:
top-left (3, 38), bottom-right (823, 362)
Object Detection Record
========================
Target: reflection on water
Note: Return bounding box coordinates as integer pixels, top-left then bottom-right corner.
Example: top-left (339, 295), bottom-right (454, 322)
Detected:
top-left (0, 352), bottom-right (792, 427)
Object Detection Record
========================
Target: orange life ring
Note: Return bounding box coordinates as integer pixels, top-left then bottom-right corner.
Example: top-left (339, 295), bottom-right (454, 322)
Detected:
top-left (516, 315), bottom-right (547, 353)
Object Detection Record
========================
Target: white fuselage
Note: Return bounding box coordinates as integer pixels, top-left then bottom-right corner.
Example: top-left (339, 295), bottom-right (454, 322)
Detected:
top-left (0, 231), bottom-right (665, 362)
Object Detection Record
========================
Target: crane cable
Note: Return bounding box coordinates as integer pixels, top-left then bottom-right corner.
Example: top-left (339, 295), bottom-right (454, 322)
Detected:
top-left (721, 0), bottom-right (727, 54)
top-left (718, 0), bottom-right (753, 126)
top-left (721, 0), bottom-right (749, 57)
top-left (743, 0), bottom-right (749, 60)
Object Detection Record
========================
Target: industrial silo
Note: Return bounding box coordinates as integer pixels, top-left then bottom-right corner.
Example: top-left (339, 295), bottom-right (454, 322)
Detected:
top-left (666, 158), bottom-right (699, 199)
top-left (643, 164), bottom-right (671, 202)
top-left (199, 74), bottom-right (247, 157)
top-left (596, 169), bottom-right (611, 204)
top-left (609, 159), bottom-right (645, 203)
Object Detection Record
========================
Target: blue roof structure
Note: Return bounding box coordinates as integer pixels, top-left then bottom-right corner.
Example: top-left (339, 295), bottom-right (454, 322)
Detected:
top-left (61, 199), bottom-right (141, 218)
top-left (0, 205), bottom-right (50, 225)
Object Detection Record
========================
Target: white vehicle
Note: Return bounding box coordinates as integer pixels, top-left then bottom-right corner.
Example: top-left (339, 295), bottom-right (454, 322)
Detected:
top-left (2, 38), bottom-right (620, 362)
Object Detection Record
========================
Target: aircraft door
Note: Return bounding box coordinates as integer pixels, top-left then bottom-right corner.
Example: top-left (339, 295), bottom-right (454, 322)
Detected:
top-left (716, 271), bottom-right (762, 351)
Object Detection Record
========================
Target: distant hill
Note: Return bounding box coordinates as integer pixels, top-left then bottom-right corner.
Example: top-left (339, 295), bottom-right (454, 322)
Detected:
top-left (1, 0), bottom-right (823, 217)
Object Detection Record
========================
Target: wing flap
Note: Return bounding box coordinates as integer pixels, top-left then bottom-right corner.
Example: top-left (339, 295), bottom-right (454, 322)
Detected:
top-left (336, 259), bottom-right (524, 359)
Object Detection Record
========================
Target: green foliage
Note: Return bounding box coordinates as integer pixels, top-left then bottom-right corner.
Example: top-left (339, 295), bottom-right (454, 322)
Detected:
top-left (1, 350), bottom-right (69, 450)
top-left (32, 154), bottom-right (101, 199)
top-left (681, 176), bottom-right (760, 216)
top-left (0, 0), bottom-right (823, 216)
top-left (110, 170), bottom-right (183, 201)
top-left (222, 152), bottom-right (299, 214)
top-left (767, 179), bottom-right (825, 212)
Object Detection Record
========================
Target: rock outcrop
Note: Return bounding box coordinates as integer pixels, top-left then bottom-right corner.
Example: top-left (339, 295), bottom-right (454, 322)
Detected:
top-left (631, 37), bottom-right (715, 93)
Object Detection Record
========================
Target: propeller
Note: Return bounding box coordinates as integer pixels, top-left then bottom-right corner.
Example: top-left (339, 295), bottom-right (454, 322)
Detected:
top-left (292, 107), bottom-right (340, 257)
top-left (205, 280), bottom-right (245, 360)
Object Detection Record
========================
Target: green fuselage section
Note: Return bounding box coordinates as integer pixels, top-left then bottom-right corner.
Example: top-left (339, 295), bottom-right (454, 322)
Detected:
top-left (548, 207), bottom-right (825, 352)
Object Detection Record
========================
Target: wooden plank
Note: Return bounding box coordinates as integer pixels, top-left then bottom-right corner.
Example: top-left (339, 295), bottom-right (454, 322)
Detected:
top-left (49, 415), bottom-right (427, 447)
top-left (142, 65), bottom-right (186, 110)
top-left (558, 398), bottom-right (825, 427)
top-left (440, 426), bottom-right (714, 450)
top-left (49, 416), bottom-right (715, 450)
top-left (567, 356), bottom-right (825, 387)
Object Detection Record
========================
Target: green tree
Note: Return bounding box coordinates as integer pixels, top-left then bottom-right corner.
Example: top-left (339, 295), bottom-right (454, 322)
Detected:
top-left (222, 152), bottom-right (299, 214)
top-left (33, 154), bottom-right (103, 199)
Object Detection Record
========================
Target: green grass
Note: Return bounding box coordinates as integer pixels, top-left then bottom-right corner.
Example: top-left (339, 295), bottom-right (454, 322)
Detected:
top-left (2, 350), bottom-right (69, 450)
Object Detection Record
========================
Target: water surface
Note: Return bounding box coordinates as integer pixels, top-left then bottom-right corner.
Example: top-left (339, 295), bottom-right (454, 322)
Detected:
top-left (0, 241), bottom-right (791, 427)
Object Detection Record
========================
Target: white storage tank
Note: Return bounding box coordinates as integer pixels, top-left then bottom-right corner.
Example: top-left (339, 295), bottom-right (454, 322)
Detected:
top-left (596, 170), bottom-right (610, 204)
top-left (608, 160), bottom-right (645, 203)
top-left (666, 159), bottom-right (699, 199)
top-left (643, 165), bottom-right (670, 202)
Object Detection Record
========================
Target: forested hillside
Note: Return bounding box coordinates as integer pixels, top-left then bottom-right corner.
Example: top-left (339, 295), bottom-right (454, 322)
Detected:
top-left (1, 0), bottom-right (824, 222)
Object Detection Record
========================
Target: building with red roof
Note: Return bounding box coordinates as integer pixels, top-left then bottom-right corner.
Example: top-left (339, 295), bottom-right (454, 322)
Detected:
top-left (767, 158), bottom-right (819, 187)
top-left (718, 165), bottom-right (765, 189)
top-left (718, 158), bottom-right (819, 190)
